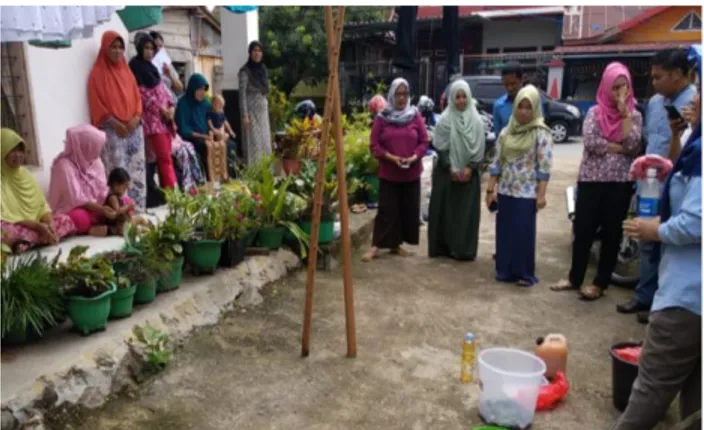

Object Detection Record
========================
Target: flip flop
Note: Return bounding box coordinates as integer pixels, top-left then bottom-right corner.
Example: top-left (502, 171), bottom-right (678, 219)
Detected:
top-left (549, 279), bottom-right (576, 292)
top-left (579, 285), bottom-right (605, 301)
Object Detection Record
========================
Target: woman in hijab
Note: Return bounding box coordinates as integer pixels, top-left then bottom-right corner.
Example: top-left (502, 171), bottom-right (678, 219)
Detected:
top-left (428, 79), bottom-right (486, 261)
top-left (88, 30), bottom-right (146, 210)
top-left (149, 31), bottom-right (184, 100)
top-left (48, 124), bottom-right (117, 237)
top-left (238, 41), bottom-right (272, 165)
top-left (550, 63), bottom-right (643, 300)
top-left (362, 78), bottom-right (429, 262)
top-left (1, 129), bottom-right (76, 252)
top-left (129, 32), bottom-right (177, 191)
top-left (485, 85), bottom-right (554, 286)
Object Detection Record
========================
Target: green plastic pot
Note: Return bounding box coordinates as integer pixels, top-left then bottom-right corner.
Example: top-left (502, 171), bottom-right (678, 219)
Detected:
top-left (185, 239), bottom-right (224, 274)
top-left (66, 284), bottom-right (116, 336)
top-left (365, 175), bottom-right (380, 203)
top-left (300, 220), bottom-right (335, 244)
top-left (109, 284), bottom-right (137, 319)
top-left (134, 279), bottom-right (158, 304)
top-left (257, 227), bottom-right (285, 250)
top-left (245, 229), bottom-right (258, 248)
top-left (158, 256), bottom-right (184, 292)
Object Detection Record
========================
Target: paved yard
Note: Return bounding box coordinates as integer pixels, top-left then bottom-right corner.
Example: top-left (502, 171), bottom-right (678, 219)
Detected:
top-left (53, 144), bottom-right (678, 430)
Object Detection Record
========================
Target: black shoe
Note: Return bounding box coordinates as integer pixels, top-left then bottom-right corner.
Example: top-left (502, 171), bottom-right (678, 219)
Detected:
top-left (616, 299), bottom-right (650, 314)
top-left (637, 311), bottom-right (650, 324)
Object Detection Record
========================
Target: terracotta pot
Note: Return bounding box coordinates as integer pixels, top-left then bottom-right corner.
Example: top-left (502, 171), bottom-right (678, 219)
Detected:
top-left (282, 158), bottom-right (301, 175)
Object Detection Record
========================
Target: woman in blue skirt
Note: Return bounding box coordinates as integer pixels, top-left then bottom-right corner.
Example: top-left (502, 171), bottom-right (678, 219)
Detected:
top-left (485, 85), bottom-right (554, 286)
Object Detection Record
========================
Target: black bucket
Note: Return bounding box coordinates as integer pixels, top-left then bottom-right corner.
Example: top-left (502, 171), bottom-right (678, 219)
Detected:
top-left (219, 238), bottom-right (247, 268)
top-left (610, 341), bottom-right (642, 412)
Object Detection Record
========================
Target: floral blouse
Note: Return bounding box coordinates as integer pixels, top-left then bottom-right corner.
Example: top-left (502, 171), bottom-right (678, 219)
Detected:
top-left (578, 106), bottom-right (643, 183)
top-left (139, 82), bottom-right (174, 137)
top-left (489, 128), bottom-right (553, 199)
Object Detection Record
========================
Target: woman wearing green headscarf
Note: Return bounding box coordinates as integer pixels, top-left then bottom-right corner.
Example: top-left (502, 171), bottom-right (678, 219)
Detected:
top-left (485, 84), bottom-right (553, 286)
top-left (176, 73), bottom-right (237, 181)
top-left (428, 79), bottom-right (486, 260)
top-left (1, 129), bottom-right (76, 252)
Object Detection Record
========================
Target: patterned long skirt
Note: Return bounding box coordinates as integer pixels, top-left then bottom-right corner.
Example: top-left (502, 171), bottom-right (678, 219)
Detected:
top-left (1, 214), bottom-right (76, 253)
top-left (173, 137), bottom-right (205, 192)
top-left (102, 125), bottom-right (147, 210)
top-left (242, 92), bottom-right (273, 166)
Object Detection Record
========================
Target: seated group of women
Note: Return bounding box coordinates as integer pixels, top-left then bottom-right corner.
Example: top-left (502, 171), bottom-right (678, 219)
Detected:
top-left (1, 30), bottom-right (240, 253)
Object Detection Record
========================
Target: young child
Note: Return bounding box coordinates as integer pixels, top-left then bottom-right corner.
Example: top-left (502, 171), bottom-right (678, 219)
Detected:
top-left (104, 168), bottom-right (142, 236)
top-left (205, 94), bottom-right (234, 182)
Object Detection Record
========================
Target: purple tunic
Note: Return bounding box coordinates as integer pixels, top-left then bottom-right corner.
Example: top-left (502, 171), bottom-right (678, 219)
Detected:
top-left (369, 113), bottom-right (429, 183)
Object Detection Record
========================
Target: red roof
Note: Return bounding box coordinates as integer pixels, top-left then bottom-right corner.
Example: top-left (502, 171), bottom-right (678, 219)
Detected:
top-left (556, 42), bottom-right (690, 55)
top-left (416, 6), bottom-right (552, 20)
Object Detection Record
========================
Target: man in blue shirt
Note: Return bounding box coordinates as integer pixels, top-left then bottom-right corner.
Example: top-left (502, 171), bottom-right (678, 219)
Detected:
top-left (492, 62), bottom-right (523, 137)
top-left (616, 48), bottom-right (698, 323)
top-left (614, 87), bottom-right (701, 430)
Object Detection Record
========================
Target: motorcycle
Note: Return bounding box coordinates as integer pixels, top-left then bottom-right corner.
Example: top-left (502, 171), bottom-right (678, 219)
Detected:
top-left (564, 185), bottom-right (640, 288)
top-left (479, 109), bottom-right (497, 172)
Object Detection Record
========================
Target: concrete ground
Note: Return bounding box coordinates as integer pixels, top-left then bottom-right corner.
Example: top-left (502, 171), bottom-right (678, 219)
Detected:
top-left (54, 141), bottom-right (678, 430)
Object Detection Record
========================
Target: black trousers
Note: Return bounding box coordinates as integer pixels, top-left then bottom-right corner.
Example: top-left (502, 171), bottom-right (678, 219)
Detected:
top-left (569, 181), bottom-right (633, 290)
top-left (372, 179), bottom-right (420, 249)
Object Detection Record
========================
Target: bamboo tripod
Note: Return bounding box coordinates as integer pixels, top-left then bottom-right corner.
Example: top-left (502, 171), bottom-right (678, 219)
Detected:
top-left (301, 6), bottom-right (357, 358)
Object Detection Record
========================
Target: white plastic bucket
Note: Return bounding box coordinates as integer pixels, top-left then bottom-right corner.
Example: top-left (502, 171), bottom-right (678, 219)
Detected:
top-left (478, 348), bottom-right (547, 430)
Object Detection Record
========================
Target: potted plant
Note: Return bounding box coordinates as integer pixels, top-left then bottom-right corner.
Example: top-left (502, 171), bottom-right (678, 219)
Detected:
top-left (218, 189), bottom-right (253, 267)
top-left (250, 165), bottom-right (308, 254)
top-left (290, 160), bottom-right (338, 244)
top-left (277, 117), bottom-right (321, 175)
top-left (100, 250), bottom-right (139, 319)
top-left (343, 115), bottom-right (378, 204)
top-left (1, 251), bottom-right (64, 344)
top-left (123, 224), bottom-right (172, 303)
top-left (184, 192), bottom-right (225, 275)
top-left (52, 246), bottom-right (116, 336)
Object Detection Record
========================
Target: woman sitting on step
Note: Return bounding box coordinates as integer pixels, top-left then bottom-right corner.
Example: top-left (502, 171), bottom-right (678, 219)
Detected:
top-left (1, 129), bottom-right (76, 252)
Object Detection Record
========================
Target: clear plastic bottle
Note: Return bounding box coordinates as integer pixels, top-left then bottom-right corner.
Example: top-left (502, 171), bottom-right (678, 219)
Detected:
top-left (460, 332), bottom-right (476, 383)
top-left (637, 168), bottom-right (661, 218)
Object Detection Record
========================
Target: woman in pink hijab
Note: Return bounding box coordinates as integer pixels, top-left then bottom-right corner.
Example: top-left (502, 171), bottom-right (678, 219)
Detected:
top-left (550, 62), bottom-right (643, 301)
top-left (48, 124), bottom-right (117, 236)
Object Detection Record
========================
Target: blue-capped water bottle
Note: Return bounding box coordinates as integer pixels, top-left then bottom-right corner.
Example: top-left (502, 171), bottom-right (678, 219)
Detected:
top-left (637, 168), bottom-right (661, 218)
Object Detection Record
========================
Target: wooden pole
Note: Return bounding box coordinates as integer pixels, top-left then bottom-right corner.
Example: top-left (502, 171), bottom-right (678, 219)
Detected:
top-left (328, 7), bottom-right (357, 359)
top-left (301, 6), bottom-right (348, 357)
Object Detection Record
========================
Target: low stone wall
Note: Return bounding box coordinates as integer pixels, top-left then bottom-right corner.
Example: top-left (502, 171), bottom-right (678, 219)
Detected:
top-left (0, 210), bottom-right (376, 430)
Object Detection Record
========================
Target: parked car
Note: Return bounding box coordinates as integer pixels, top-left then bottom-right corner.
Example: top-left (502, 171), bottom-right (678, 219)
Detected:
top-left (439, 75), bottom-right (583, 143)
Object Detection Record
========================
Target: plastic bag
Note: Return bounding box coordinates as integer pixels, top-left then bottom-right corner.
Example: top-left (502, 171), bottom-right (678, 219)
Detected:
top-left (536, 371), bottom-right (570, 411)
top-left (613, 346), bottom-right (642, 365)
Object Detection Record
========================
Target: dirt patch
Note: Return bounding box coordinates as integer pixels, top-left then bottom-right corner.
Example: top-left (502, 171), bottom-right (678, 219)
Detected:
top-left (56, 150), bottom-right (681, 430)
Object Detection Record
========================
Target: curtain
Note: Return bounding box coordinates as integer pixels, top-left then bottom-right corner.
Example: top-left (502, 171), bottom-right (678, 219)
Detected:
top-left (0, 6), bottom-right (121, 42)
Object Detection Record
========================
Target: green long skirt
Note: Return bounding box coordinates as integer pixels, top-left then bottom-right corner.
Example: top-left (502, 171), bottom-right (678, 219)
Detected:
top-left (427, 153), bottom-right (481, 261)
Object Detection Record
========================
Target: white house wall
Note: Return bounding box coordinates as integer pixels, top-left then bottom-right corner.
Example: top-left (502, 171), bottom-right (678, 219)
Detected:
top-left (24, 13), bottom-right (128, 195)
top-left (482, 19), bottom-right (561, 53)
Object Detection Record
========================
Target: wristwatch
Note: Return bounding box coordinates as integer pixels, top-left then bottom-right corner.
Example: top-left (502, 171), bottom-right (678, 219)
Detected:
top-left (486, 189), bottom-right (495, 194)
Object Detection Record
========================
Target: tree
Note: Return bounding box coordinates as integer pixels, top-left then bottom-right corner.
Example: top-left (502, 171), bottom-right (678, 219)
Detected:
top-left (259, 6), bottom-right (390, 96)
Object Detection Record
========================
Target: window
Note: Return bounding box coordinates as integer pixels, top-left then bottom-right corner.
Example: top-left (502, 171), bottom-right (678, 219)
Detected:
top-left (486, 48), bottom-right (500, 54)
top-left (1, 42), bottom-right (39, 166)
top-left (472, 82), bottom-right (506, 100)
top-left (672, 11), bottom-right (702, 32)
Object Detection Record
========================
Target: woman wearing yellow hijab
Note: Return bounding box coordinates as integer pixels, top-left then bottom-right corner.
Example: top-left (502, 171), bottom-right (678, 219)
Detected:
top-left (485, 85), bottom-right (553, 287)
top-left (1, 128), bottom-right (76, 252)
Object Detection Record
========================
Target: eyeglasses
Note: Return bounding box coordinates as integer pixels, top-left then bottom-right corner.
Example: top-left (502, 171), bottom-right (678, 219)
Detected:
top-left (396, 92), bottom-right (409, 97)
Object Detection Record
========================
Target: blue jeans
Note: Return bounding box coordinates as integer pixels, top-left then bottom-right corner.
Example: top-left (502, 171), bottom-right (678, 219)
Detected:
top-left (635, 240), bottom-right (660, 307)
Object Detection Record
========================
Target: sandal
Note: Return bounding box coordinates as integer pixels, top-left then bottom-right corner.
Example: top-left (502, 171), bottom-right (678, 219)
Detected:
top-left (391, 247), bottom-right (413, 257)
top-left (549, 279), bottom-right (577, 292)
top-left (517, 279), bottom-right (533, 287)
top-left (361, 248), bottom-right (379, 263)
top-left (579, 285), bottom-right (605, 301)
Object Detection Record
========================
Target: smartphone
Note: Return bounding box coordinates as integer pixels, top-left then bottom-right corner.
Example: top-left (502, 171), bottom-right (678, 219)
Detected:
top-left (489, 201), bottom-right (498, 213)
top-left (665, 105), bottom-right (683, 121)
